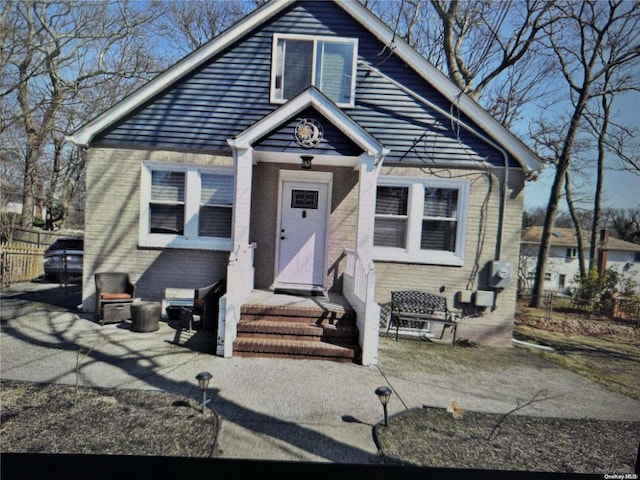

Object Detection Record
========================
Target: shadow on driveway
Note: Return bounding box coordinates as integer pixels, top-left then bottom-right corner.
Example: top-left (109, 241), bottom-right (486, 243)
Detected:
top-left (1, 282), bottom-right (375, 464)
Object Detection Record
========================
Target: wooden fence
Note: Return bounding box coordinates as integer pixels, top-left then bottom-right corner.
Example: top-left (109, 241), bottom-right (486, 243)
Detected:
top-left (0, 243), bottom-right (46, 288)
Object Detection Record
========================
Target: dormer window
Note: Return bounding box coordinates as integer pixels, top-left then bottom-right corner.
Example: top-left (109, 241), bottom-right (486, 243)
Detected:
top-left (271, 34), bottom-right (357, 107)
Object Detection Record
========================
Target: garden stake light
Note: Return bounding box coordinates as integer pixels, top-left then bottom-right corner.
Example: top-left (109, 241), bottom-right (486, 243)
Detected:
top-left (375, 386), bottom-right (392, 426)
top-left (196, 371), bottom-right (212, 414)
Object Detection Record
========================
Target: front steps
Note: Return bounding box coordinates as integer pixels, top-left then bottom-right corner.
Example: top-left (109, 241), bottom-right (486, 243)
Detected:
top-left (233, 293), bottom-right (360, 363)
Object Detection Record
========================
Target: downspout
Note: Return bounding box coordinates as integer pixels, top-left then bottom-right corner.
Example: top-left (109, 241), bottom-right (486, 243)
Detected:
top-left (358, 62), bottom-right (513, 260)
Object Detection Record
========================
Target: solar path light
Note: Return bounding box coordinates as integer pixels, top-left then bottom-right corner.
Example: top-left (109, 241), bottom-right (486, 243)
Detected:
top-left (375, 386), bottom-right (393, 426)
top-left (196, 371), bottom-right (212, 414)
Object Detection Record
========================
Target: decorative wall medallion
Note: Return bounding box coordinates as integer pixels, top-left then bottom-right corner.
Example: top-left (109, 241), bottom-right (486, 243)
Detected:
top-left (294, 118), bottom-right (323, 148)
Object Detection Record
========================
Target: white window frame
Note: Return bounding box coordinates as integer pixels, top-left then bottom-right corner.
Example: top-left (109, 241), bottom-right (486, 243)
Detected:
top-left (139, 162), bottom-right (233, 251)
top-left (373, 177), bottom-right (469, 266)
top-left (270, 34), bottom-right (358, 107)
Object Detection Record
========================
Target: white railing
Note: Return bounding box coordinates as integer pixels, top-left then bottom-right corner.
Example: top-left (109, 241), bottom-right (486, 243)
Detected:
top-left (344, 248), bottom-right (370, 303)
top-left (343, 248), bottom-right (380, 366)
top-left (218, 242), bottom-right (256, 357)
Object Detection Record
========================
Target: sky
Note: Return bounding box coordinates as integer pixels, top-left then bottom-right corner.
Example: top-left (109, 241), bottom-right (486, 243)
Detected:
top-left (522, 89), bottom-right (640, 212)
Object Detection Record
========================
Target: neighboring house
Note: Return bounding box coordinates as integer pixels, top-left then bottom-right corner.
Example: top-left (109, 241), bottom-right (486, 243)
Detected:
top-left (520, 226), bottom-right (640, 295)
top-left (69, 0), bottom-right (543, 365)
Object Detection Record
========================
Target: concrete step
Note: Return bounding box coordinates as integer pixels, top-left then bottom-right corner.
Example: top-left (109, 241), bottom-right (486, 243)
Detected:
top-left (236, 293), bottom-right (360, 363)
top-left (232, 337), bottom-right (360, 363)
top-left (237, 320), bottom-right (359, 342)
top-left (240, 304), bottom-right (356, 325)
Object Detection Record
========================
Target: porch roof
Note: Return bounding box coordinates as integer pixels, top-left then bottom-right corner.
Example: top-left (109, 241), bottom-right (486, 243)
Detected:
top-left (227, 87), bottom-right (388, 168)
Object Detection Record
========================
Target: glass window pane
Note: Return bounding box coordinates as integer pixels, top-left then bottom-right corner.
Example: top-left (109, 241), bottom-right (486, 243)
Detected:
top-left (374, 218), bottom-right (407, 248)
top-left (291, 190), bottom-right (319, 209)
top-left (151, 171), bottom-right (184, 202)
top-left (424, 188), bottom-right (457, 218)
top-left (283, 40), bottom-right (313, 99)
top-left (376, 186), bottom-right (408, 215)
top-left (201, 174), bottom-right (234, 206)
top-left (316, 41), bottom-right (353, 104)
top-left (150, 204), bottom-right (184, 234)
top-left (421, 220), bottom-right (456, 251)
top-left (199, 206), bottom-right (232, 238)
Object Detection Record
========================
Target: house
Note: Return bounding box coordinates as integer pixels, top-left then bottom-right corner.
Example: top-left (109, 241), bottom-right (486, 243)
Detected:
top-left (68, 0), bottom-right (543, 365)
top-left (520, 226), bottom-right (640, 295)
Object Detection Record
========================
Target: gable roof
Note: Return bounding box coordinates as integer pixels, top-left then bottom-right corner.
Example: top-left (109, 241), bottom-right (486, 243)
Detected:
top-left (229, 87), bottom-right (386, 161)
top-left (68, 0), bottom-right (543, 174)
top-left (521, 226), bottom-right (640, 252)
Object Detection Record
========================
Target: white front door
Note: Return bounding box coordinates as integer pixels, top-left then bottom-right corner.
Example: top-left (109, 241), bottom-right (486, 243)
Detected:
top-left (275, 177), bottom-right (330, 288)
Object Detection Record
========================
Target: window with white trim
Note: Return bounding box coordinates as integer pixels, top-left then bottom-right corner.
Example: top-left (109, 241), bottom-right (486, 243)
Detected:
top-left (271, 34), bottom-right (357, 106)
top-left (373, 178), bottom-right (468, 265)
top-left (140, 163), bottom-right (233, 250)
top-left (566, 248), bottom-right (578, 259)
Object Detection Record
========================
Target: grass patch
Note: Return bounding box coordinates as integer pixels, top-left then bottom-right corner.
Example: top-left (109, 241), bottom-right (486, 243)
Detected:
top-left (515, 302), bottom-right (640, 401)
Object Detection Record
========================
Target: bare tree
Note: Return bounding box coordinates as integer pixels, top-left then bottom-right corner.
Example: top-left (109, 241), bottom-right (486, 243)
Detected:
top-left (1, 1), bottom-right (161, 228)
top-left (529, 0), bottom-right (640, 307)
top-left (369, 0), bottom-right (556, 128)
top-left (564, 169), bottom-right (588, 280)
top-left (583, 91), bottom-right (639, 271)
top-left (605, 207), bottom-right (640, 244)
top-left (152, 0), bottom-right (249, 55)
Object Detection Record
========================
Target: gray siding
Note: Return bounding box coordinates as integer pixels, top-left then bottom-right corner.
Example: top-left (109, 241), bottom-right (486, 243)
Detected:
top-left (93, 1), bottom-right (515, 168)
top-left (254, 106), bottom-right (362, 156)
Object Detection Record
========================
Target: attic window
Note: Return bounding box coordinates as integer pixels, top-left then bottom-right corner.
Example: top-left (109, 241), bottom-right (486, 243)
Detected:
top-left (271, 34), bottom-right (357, 107)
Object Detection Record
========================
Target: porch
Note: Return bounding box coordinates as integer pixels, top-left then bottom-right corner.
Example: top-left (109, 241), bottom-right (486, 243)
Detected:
top-left (218, 246), bottom-right (381, 365)
top-left (218, 88), bottom-right (387, 365)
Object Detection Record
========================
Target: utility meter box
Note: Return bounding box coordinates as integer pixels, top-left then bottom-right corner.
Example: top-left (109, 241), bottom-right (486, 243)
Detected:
top-left (489, 261), bottom-right (512, 289)
top-left (474, 290), bottom-right (494, 307)
top-left (457, 290), bottom-right (473, 304)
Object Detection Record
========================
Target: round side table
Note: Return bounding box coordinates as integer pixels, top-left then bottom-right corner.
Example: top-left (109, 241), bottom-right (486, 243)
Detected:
top-left (131, 301), bottom-right (161, 332)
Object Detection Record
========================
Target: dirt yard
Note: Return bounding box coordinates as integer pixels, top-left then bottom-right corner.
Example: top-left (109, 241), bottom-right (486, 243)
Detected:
top-left (374, 406), bottom-right (639, 473)
top-left (0, 380), bottom-right (219, 457)
top-left (514, 299), bottom-right (640, 400)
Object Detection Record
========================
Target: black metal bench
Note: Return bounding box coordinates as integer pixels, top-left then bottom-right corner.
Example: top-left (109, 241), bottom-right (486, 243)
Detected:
top-left (388, 290), bottom-right (459, 345)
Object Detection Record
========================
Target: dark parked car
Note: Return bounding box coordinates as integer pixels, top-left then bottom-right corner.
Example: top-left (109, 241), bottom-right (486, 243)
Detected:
top-left (44, 237), bottom-right (84, 281)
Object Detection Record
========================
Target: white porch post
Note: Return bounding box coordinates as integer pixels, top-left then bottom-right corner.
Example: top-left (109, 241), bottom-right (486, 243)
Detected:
top-left (356, 153), bottom-right (381, 261)
top-left (218, 145), bottom-right (254, 357)
top-left (356, 152), bottom-right (383, 365)
top-left (231, 146), bottom-right (254, 247)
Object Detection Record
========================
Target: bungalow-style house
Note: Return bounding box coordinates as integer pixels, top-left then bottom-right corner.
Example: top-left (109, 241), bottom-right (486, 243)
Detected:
top-left (520, 226), bottom-right (640, 295)
top-left (69, 0), bottom-right (543, 365)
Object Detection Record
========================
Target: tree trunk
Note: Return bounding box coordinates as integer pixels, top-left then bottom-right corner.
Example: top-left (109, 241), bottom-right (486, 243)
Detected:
top-left (565, 170), bottom-right (587, 280)
top-left (530, 103), bottom-right (586, 308)
top-left (589, 93), bottom-right (609, 273)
